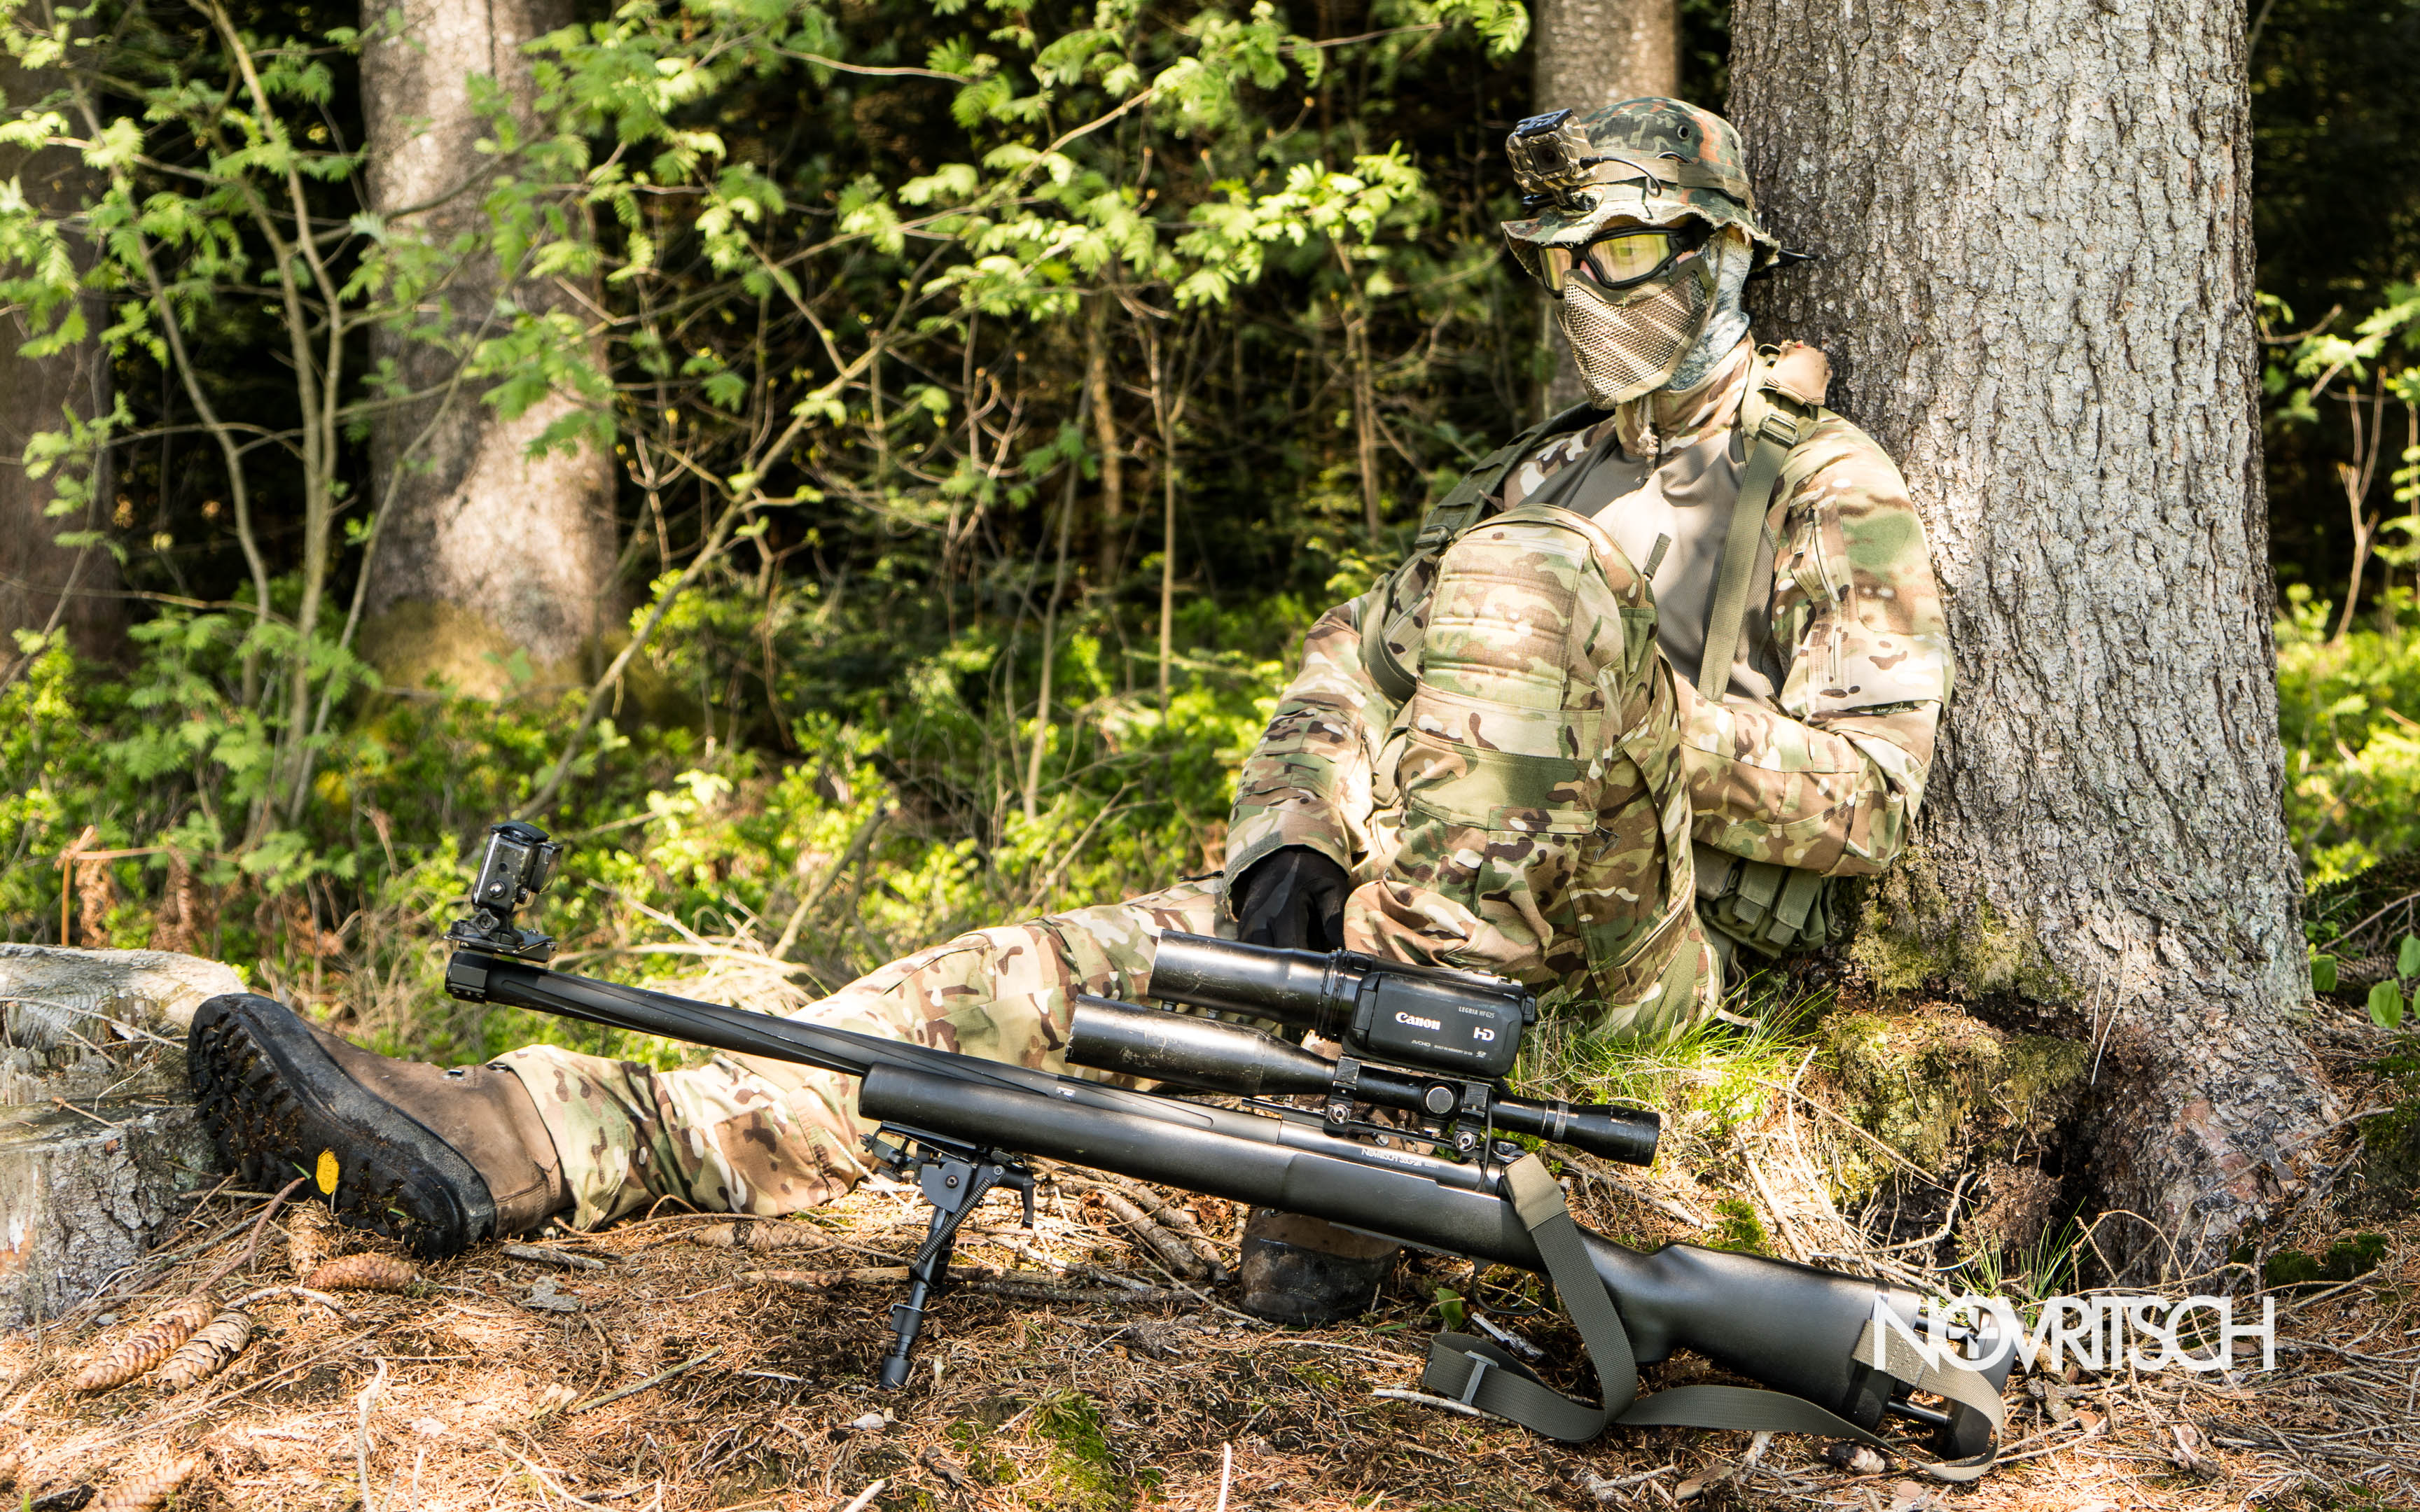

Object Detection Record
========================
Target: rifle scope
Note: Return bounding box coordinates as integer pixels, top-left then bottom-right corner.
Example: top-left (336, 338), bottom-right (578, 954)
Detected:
top-left (1146, 932), bottom-right (1536, 1080)
top-left (1069, 997), bottom-right (1659, 1167)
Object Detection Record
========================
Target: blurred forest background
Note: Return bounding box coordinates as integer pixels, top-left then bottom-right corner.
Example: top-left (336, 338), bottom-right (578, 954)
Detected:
top-left (3, 0), bottom-right (2417, 1068)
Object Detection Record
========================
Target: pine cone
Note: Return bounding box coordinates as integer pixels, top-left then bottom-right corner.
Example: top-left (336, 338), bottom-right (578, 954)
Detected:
top-left (72, 1296), bottom-right (215, 1392)
top-left (90, 1451), bottom-right (203, 1512)
top-left (153, 1309), bottom-right (253, 1390)
top-left (285, 1203), bottom-right (338, 1279)
top-left (304, 1253), bottom-right (418, 1292)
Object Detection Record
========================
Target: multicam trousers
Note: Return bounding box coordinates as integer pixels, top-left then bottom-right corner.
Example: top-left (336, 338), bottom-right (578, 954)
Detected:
top-left (494, 881), bottom-right (1222, 1230)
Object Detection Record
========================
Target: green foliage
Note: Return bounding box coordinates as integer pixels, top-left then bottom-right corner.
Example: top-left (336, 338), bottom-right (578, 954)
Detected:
top-left (0, 0), bottom-right (1548, 1048)
top-left (2275, 584), bottom-right (2420, 881)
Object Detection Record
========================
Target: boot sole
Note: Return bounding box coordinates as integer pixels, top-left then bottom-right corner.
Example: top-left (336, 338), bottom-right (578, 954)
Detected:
top-left (188, 994), bottom-right (496, 1259)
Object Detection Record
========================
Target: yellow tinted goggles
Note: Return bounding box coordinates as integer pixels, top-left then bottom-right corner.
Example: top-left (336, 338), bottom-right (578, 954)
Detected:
top-left (1520, 224), bottom-right (1707, 295)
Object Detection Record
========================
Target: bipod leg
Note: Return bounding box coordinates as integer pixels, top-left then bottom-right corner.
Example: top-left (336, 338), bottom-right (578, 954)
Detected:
top-left (867, 1128), bottom-right (1035, 1392)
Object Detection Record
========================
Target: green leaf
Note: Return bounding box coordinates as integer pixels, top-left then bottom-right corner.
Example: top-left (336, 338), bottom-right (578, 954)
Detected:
top-left (2399, 934), bottom-right (2420, 981)
top-left (1432, 1287), bottom-right (1465, 1332)
top-left (2369, 979), bottom-right (2405, 1031)
top-left (2311, 953), bottom-right (2339, 994)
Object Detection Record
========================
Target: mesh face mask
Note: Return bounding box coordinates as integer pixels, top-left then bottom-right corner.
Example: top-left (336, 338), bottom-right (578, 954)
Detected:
top-left (1557, 252), bottom-right (1717, 407)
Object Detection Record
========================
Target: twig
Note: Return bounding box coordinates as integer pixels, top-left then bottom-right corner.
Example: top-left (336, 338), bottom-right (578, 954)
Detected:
top-left (1370, 1387), bottom-right (1491, 1419)
top-left (772, 806), bottom-right (892, 960)
top-left (230, 1284), bottom-right (348, 1314)
top-left (503, 1243), bottom-right (608, 1271)
top-left (496, 1434), bottom-right (610, 1509)
top-left (238, 1177), bottom-right (310, 1277)
top-left (357, 1357), bottom-right (388, 1512)
top-left (1078, 1182), bottom-right (1211, 1280)
top-left (1215, 1442), bottom-right (1232, 1512)
top-left (839, 1480), bottom-right (888, 1512)
top-left (564, 1347), bottom-right (723, 1416)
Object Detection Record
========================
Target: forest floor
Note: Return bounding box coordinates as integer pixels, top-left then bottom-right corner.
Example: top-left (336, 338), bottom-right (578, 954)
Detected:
top-left (6, 993), bottom-right (2417, 1512)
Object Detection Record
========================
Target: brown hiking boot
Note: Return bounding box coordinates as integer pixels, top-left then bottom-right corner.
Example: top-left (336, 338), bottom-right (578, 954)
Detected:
top-left (188, 993), bottom-right (566, 1258)
top-left (1237, 1209), bottom-right (1400, 1325)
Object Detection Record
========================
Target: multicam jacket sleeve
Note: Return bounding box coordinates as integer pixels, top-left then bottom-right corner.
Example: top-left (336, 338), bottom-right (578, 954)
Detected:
top-left (1678, 416), bottom-right (1952, 876)
top-left (1222, 587), bottom-right (1400, 887)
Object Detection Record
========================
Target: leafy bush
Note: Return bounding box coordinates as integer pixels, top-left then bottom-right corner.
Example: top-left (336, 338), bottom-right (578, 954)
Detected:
top-left (2275, 582), bottom-right (2420, 883)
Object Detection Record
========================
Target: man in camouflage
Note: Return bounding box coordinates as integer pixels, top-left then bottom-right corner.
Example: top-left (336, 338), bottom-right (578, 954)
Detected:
top-left (190, 97), bottom-right (1946, 1324)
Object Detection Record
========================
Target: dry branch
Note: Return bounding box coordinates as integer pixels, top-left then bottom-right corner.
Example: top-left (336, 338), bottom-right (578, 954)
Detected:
top-left (503, 1242), bottom-right (608, 1270)
top-left (1072, 1182), bottom-right (1211, 1280)
top-left (686, 1220), bottom-right (830, 1251)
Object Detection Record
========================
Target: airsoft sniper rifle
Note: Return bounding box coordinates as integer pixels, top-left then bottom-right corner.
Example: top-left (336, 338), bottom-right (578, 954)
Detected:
top-left (440, 820), bottom-right (2006, 1467)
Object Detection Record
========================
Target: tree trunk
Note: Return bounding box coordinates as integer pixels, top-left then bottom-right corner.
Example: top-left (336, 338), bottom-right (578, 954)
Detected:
top-left (0, 54), bottom-right (120, 666)
top-left (0, 946), bottom-right (239, 1329)
top-left (1731, 0), bottom-right (2332, 1275)
top-left (1085, 292), bottom-right (1125, 586)
top-left (1531, 0), bottom-right (1679, 413)
top-left (357, 0), bottom-right (619, 698)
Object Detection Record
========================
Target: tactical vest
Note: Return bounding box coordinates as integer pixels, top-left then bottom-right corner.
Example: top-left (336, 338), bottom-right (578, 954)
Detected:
top-left (1367, 346), bottom-right (1841, 961)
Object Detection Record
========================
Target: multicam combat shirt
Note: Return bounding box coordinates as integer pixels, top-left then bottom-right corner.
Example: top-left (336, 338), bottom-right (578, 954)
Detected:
top-left (1223, 337), bottom-right (1949, 1035)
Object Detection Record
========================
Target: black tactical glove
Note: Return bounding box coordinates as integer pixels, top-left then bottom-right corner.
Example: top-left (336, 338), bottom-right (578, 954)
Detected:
top-left (1231, 847), bottom-right (1351, 952)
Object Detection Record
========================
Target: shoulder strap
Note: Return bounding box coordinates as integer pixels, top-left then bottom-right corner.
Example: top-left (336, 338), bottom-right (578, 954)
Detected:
top-left (1420, 1155), bottom-right (2004, 1479)
top-left (1412, 402), bottom-right (1600, 551)
top-left (1696, 370), bottom-right (1819, 701)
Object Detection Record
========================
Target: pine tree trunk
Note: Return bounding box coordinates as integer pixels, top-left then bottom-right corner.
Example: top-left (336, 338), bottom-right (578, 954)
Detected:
top-left (1532, 0), bottom-right (1678, 412)
top-left (357, 0), bottom-right (619, 697)
top-left (0, 55), bottom-right (120, 665)
top-left (1730, 0), bottom-right (2333, 1275)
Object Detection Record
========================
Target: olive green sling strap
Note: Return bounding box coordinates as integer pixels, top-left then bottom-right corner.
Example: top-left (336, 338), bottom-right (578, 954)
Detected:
top-left (1691, 362), bottom-right (1840, 958)
top-left (1420, 1156), bottom-right (2003, 1480)
top-left (1695, 379), bottom-right (1814, 702)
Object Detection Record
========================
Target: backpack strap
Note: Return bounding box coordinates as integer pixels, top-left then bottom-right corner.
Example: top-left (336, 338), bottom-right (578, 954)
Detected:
top-left (1412, 402), bottom-right (1601, 550)
top-left (1696, 349), bottom-right (1825, 701)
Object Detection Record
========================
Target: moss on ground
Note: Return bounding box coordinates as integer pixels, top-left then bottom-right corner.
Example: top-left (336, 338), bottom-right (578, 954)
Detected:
top-left (1823, 1007), bottom-right (2089, 1202)
top-left (1030, 1392), bottom-right (1127, 1511)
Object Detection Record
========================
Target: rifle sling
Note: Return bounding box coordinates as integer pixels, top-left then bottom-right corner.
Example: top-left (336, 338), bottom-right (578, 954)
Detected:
top-left (1420, 1154), bottom-right (2003, 1481)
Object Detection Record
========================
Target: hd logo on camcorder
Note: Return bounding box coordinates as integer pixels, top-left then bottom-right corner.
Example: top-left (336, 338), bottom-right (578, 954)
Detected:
top-left (1873, 1292), bottom-right (2279, 1374)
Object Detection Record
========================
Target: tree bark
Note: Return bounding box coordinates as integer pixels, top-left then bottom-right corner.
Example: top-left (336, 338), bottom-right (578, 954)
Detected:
top-left (357, 0), bottom-right (619, 697)
top-left (1531, 0), bottom-right (1679, 413)
top-left (0, 54), bottom-right (120, 666)
top-left (1730, 0), bottom-right (2332, 1275)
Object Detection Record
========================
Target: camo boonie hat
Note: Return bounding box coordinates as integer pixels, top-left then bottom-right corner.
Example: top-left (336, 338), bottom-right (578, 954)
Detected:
top-left (1501, 97), bottom-right (1776, 259)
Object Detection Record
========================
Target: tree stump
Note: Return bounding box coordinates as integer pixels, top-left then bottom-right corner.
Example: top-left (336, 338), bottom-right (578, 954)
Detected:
top-left (0, 946), bottom-right (239, 1329)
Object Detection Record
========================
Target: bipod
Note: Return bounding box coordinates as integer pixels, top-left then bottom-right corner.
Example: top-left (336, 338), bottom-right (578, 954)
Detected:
top-left (865, 1125), bottom-right (1035, 1390)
